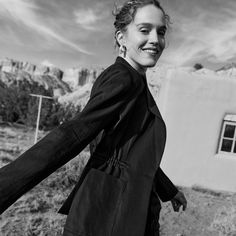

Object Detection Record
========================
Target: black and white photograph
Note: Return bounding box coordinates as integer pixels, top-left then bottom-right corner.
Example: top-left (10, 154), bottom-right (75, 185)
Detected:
top-left (0, 0), bottom-right (236, 235)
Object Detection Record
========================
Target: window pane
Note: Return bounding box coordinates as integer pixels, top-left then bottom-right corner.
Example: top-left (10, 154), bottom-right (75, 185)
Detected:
top-left (233, 142), bottom-right (236, 153)
top-left (223, 124), bottom-right (235, 138)
top-left (221, 139), bottom-right (233, 152)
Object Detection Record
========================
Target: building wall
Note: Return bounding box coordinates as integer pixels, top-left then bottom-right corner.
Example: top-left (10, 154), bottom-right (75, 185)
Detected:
top-left (158, 70), bottom-right (236, 192)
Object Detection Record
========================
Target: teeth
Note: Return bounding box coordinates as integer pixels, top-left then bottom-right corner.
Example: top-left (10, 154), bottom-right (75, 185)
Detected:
top-left (143, 49), bottom-right (157, 54)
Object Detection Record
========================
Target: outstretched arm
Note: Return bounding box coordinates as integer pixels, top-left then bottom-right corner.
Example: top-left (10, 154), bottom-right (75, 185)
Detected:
top-left (0, 67), bottom-right (140, 214)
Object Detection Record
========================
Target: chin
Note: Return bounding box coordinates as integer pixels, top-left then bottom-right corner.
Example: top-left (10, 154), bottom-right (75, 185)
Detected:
top-left (143, 59), bottom-right (158, 68)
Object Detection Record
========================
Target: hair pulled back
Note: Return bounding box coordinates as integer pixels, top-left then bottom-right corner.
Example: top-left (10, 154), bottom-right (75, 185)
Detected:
top-left (113, 0), bottom-right (170, 47)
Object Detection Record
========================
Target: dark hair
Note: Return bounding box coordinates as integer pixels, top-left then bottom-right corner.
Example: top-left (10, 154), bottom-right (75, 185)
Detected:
top-left (113, 0), bottom-right (170, 47)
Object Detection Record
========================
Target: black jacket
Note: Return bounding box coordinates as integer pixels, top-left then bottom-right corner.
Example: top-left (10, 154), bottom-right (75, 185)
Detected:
top-left (0, 57), bottom-right (178, 236)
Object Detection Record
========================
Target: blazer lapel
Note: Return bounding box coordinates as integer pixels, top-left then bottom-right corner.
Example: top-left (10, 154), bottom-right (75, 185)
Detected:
top-left (146, 88), bottom-right (162, 118)
top-left (144, 77), bottom-right (164, 121)
top-left (115, 56), bottom-right (165, 121)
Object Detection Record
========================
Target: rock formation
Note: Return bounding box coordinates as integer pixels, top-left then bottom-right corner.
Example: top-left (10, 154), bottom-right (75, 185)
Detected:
top-left (1, 57), bottom-right (235, 109)
top-left (0, 58), bottom-right (70, 97)
top-left (63, 67), bottom-right (104, 88)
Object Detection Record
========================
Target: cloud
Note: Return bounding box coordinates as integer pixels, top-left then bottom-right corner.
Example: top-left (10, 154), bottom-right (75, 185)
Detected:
top-left (164, 1), bottom-right (236, 66)
top-left (0, 0), bottom-right (92, 54)
top-left (74, 5), bottom-right (109, 31)
top-left (75, 9), bottom-right (97, 26)
top-left (41, 59), bottom-right (55, 67)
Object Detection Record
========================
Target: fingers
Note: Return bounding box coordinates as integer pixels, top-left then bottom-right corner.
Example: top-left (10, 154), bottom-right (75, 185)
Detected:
top-left (182, 199), bottom-right (187, 211)
top-left (174, 204), bottom-right (180, 212)
top-left (171, 200), bottom-right (181, 212)
top-left (171, 191), bottom-right (188, 212)
top-left (180, 193), bottom-right (187, 211)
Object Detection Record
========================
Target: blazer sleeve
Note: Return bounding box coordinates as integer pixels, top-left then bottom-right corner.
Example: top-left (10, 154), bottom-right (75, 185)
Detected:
top-left (0, 67), bottom-right (138, 214)
top-left (154, 167), bottom-right (178, 202)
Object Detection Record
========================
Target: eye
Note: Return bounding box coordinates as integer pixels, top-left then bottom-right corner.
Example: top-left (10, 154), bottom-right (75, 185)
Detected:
top-left (158, 30), bottom-right (166, 36)
top-left (158, 27), bottom-right (167, 37)
top-left (139, 28), bottom-right (150, 34)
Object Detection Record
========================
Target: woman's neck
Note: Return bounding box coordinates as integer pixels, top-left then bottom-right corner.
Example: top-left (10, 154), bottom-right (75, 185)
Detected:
top-left (118, 54), bottom-right (147, 76)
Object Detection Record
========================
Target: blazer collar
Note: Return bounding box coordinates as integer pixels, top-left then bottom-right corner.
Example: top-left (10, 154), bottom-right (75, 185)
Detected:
top-left (115, 56), bottom-right (146, 77)
top-left (115, 56), bottom-right (164, 120)
top-left (145, 83), bottom-right (164, 120)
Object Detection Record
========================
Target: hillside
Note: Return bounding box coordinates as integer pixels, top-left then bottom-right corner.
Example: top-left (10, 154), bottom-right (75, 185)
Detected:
top-left (0, 58), bottom-right (71, 97)
top-left (1, 57), bottom-right (235, 128)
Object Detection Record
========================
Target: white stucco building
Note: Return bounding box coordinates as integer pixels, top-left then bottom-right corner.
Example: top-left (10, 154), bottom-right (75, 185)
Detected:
top-left (153, 66), bottom-right (236, 192)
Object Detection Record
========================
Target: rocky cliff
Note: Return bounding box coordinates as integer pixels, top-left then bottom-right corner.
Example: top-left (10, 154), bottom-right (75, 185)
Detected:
top-left (0, 58), bottom-right (106, 95)
top-left (0, 58), bottom-right (71, 97)
top-left (1, 57), bottom-right (235, 109)
top-left (63, 67), bottom-right (104, 88)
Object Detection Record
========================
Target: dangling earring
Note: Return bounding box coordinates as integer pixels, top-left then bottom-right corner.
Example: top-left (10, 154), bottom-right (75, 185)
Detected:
top-left (119, 45), bottom-right (127, 57)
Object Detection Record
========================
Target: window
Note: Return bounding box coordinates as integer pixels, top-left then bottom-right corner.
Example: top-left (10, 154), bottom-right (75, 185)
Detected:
top-left (218, 114), bottom-right (236, 154)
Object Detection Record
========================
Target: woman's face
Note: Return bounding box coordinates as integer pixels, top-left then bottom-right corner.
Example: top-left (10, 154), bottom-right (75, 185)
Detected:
top-left (120, 4), bottom-right (166, 73)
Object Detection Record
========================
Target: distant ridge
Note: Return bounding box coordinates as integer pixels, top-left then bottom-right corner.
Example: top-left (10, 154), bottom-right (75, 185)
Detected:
top-left (1, 57), bottom-right (236, 107)
top-left (0, 58), bottom-right (105, 93)
top-left (0, 58), bottom-right (71, 97)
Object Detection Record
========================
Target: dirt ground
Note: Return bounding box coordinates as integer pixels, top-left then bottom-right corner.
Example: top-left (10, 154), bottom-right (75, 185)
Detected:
top-left (0, 124), bottom-right (236, 236)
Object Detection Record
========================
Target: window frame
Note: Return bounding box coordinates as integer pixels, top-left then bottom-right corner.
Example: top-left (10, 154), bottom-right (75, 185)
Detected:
top-left (218, 118), bottom-right (236, 155)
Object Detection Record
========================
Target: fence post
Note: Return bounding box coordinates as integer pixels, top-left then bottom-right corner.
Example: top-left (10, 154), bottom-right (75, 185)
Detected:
top-left (30, 94), bottom-right (53, 144)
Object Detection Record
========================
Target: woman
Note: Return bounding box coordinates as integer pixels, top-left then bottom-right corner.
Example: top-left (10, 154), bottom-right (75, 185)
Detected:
top-left (0, 0), bottom-right (187, 235)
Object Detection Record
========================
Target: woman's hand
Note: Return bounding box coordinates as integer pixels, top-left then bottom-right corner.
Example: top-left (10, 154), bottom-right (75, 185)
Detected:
top-left (170, 191), bottom-right (187, 212)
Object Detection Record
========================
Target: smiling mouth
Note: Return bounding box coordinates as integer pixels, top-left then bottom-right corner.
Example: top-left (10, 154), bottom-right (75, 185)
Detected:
top-left (142, 48), bottom-right (159, 56)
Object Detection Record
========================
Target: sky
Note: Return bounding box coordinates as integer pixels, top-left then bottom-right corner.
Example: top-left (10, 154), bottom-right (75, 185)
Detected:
top-left (0, 0), bottom-right (235, 70)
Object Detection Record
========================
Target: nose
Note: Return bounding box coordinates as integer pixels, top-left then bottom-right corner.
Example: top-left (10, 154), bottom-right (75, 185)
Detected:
top-left (149, 30), bottom-right (159, 44)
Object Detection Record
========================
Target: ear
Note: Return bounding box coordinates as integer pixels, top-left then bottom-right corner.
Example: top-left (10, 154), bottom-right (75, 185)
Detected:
top-left (115, 30), bottom-right (125, 47)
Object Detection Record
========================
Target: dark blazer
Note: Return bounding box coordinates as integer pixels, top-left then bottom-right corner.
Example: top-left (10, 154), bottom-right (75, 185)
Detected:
top-left (0, 57), bottom-right (178, 236)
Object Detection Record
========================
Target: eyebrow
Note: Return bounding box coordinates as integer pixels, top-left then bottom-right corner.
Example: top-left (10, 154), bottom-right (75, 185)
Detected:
top-left (136, 23), bottom-right (167, 30)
